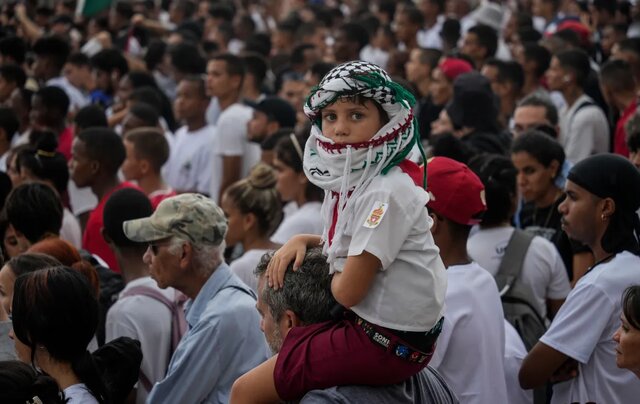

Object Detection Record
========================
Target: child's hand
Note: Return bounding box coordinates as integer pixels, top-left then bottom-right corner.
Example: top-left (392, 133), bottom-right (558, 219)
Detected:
top-left (266, 235), bottom-right (308, 290)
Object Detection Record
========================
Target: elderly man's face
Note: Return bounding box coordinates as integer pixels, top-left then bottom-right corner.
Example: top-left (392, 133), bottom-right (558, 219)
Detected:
top-left (143, 238), bottom-right (181, 289)
top-left (256, 274), bottom-right (286, 354)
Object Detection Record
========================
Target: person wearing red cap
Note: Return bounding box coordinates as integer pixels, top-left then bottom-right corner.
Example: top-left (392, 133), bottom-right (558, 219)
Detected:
top-left (429, 57), bottom-right (473, 109)
top-left (426, 156), bottom-right (509, 404)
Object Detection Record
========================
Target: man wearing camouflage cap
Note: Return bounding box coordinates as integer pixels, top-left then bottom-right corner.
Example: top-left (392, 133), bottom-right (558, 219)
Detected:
top-left (123, 193), bottom-right (269, 404)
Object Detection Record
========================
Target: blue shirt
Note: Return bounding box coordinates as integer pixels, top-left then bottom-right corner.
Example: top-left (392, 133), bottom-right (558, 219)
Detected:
top-left (146, 264), bottom-right (269, 403)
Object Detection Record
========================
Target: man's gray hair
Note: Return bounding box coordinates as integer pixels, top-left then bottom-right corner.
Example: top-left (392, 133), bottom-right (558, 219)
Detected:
top-left (517, 93), bottom-right (559, 126)
top-left (254, 247), bottom-right (337, 325)
top-left (168, 237), bottom-right (225, 276)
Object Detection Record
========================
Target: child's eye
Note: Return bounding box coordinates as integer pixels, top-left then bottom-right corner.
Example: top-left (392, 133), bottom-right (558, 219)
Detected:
top-left (322, 113), bottom-right (336, 122)
top-left (351, 112), bottom-right (363, 120)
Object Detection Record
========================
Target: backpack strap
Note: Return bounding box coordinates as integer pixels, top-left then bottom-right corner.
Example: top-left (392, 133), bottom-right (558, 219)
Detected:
top-left (495, 229), bottom-right (535, 296)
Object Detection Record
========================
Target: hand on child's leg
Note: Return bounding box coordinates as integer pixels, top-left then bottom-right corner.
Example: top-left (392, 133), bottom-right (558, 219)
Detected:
top-left (230, 356), bottom-right (281, 404)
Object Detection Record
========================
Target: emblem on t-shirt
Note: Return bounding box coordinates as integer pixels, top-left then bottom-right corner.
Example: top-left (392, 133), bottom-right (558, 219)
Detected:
top-left (363, 201), bottom-right (388, 228)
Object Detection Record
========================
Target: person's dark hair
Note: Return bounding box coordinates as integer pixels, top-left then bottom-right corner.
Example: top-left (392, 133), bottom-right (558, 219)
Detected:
top-left (0, 64), bottom-right (27, 88)
top-left (241, 52), bottom-right (268, 90)
top-left (416, 48), bottom-right (443, 70)
top-left (254, 248), bottom-right (337, 325)
top-left (124, 75), bottom-right (177, 131)
top-left (32, 36), bottom-right (70, 73)
top-left (0, 36), bottom-right (27, 65)
top-left (0, 107), bottom-right (19, 143)
top-left (12, 266), bottom-right (107, 403)
top-left (338, 22), bottom-right (370, 51)
top-left (103, 188), bottom-right (153, 249)
top-left (622, 285), bottom-right (640, 330)
top-left (296, 21), bottom-right (324, 41)
top-left (555, 49), bottom-right (591, 89)
top-left (468, 24), bottom-right (498, 59)
top-left (511, 130), bottom-right (566, 176)
top-left (291, 44), bottom-right (316, 66)
top-left (518, 27), bottom-right (542, 44)
top-left (402, 5), bottom-right (426, 26)
top-left (211, 53), bottom-right (246, 80)
top-left (517, 93), bottom-right (559, 126)
top-left (74, 105), bottom-right (108, 131)
top-left (275, 133), bottom-right (324, 203)
top-left (5, 183), bottom-right (63, 244)
top-left (77, 127), bottom-right (126, 177)
top-left (90, 49), bottom-right (129, 77)
top-left (114, 0), bottom-right (134, 19)
top-left (125, 71), bottom-right (157, 89)
top-left (144, 39), bottom-right (167, 71)
top-left (593, 0), bottom-right (617, 15)
top-left (128, 102), bottom-right (160, 128)
top-left (600, 59), bottom-right (635, 93)
top-left (440, 18), bottom-right (461, 48)
top-left (244, 32), bottom-right (272, 57)
top-left (67, 52), bottom-right (90, 67)
top-left (16, 132), bottom-right (68, 195)
top-left (487, 59), bottom-right (525, 94)
top-left (169, 42), bottom-right (206, 75)
top-left (468, 154), bottom-right (517, 226)
top-left (523, 43), bottom-right (551, 79)
top-left (309, 62), bottom-right (336, 82)
top-left (224, 164), bottom-right (283, 237)
top-left (431, 133), bottom-right (472, 165)
top-left (180, 74), bottom-right (208, 99)
top-left (617, 38), bottom-right (640, 58)
top-left (208, 3), bottom-right (234, 21)
top-left (553, 28), bottom-right (582, 49)
top-left (0, 360), bottom-right (65, 404)
top-left (6, 253), bottom-right (62, 278)
top-left (124, 127), bottom-right (169, 172)
top-left (35, 86), bottom-right (70, 121)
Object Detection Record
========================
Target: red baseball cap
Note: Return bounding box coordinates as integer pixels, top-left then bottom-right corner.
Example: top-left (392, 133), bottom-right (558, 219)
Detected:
top-left (426, 157), bottom-right (486, 225)
top-left (439, 58), bottom-right (474, 82)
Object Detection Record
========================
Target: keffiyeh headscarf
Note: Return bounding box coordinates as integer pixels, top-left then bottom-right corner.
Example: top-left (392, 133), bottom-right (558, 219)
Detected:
top-left (302, 61), bottom-right (425, 264)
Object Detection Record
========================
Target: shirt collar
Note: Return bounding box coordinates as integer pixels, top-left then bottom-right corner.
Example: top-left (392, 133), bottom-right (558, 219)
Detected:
top-left (184, 263), bottom-right (232, 328)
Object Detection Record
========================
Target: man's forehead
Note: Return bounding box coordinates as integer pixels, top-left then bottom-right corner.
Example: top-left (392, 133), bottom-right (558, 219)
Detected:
top-left (515, 105), bottom-right (548, 121)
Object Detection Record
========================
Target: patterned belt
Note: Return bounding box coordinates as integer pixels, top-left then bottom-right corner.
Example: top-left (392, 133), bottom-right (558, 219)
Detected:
top-left (354, 315), bottom-right (438, 364)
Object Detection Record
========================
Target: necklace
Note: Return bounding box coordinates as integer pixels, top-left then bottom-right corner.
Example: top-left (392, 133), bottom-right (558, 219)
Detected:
top-left (532, 190), bottom-right (563, 229)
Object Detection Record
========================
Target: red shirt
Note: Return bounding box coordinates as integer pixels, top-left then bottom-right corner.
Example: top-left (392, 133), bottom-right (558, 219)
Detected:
top-left (614, 100), bottom-right (637, 157)
top-left (57, 127), bottom-right (74, 160)
top-left (149, 188), bottom-right (177, 210)
top-left (82, 182), bottom-right (142, 272)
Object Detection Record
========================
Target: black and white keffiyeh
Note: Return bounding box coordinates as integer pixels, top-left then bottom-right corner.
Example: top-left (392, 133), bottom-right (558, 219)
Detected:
top-left (301, 61), bottom-right (425, 265)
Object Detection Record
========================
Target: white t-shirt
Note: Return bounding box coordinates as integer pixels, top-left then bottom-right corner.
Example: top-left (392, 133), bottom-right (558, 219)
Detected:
top-left (67, 180), bottom-right (98, 216)
top-left (540, 251), bottom-right (640, 403)
top-left (229, 248), bottom-right (271, 293)
top-left (164, 125), bottom-right (216, 195)
top-left (331, 167), bottom-right (447, 331)
top-left (417, 15), bottom-right (444, 49)
top-left (504, 320), bottom-right (533, 404)
top-left (467, 226), bottom-right (571, 320)
top-left (106, 276), bottom-right (174, 404)
top-left (60, 208), bottom-right (82, 249)
top-left (63, 383), bottom-right (99, 404)
top-left (430, 262), bottom-right (508, 404)
top-left (210, 103), bottom-right (261, 202)
top-left (47, 76), bottom-right (90, 112)
top-left (271, 202), bottom-right (323, 244)
top-left (559, 94), bottom-right (609, 164)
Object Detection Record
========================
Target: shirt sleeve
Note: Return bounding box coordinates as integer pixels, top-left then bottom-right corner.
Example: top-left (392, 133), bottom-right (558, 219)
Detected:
top-left (565, 108), bottom-right (608, 163)
top-left (539, 280), bottom-right (615, 364)
top-left (215, 108), bottom-right (248, 157)
top-left (191, 148), bottom-right (215, 195)
top-left (347, 184), bottom-right (427, 269)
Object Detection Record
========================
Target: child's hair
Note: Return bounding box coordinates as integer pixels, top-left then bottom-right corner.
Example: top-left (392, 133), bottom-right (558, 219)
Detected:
top-left (6, 253), bottom-right (62, 278)
top-left (16, 131), bottom-right (68, 195)
top-left (124, 127), bottom-right (170, 173)
top-left (224, 163), bottom-right (283, 237)
top-left (0, 360), bottom-right (64, 404)
top-left (511, 129), bottom-right (566, 177)
top-left (77, 127), bottom-right (126, 177)
top-left (275, 133), bottom-right (324, 202)
top-left (468, 154), bottom-right (517, 227)
top-left (12, 266), bottom-right (108, 403)
top-left (74, 105), bottom-right (108, 131)
top-left (4, 183), bottom-right (63, 244)
top-left (622, 285), bottom-right (640, 330)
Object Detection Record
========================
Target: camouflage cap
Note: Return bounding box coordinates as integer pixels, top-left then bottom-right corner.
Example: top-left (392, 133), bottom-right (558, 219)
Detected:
top-left (122, 193), bottom-right (227, 245)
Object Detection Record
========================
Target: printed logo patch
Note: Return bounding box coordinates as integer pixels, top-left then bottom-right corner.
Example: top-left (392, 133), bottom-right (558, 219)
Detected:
top-left (363, 201), bottom-right (388, 228)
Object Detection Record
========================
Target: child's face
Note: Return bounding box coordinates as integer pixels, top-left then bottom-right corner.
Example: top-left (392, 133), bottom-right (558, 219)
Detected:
top-left (321, 98), bottom-right (385, 144)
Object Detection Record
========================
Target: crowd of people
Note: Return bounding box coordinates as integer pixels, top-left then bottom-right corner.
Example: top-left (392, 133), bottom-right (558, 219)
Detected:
top-left (0, 0), bottom-right (639, 403)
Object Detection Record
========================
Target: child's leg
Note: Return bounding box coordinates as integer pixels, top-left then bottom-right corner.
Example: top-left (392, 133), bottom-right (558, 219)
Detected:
top-left (230, 356), bottom-right (280, 404)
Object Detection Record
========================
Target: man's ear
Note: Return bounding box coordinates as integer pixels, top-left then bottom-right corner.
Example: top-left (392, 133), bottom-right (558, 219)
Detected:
top-left (139, 159), bottom-right (151, 176)
top-left (283, 309), bottom-right (303, 329)
top-left (179, 242), bottom-right (192, 271)
top-left (429, 212), bottom-right (439, 234)
top-left (602, 197), bottom-right (616, 219)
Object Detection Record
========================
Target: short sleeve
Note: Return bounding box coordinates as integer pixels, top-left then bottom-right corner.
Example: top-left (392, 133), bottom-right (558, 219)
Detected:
top-left (540, 281), bottom-right (615, 364)
top-left (347, 184), bottom-right (427, 269)
top-left (215, 107), bottom-right (249, 157)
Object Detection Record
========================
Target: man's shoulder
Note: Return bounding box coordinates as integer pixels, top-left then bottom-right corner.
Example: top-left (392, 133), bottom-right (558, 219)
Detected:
top-left (300, 367), bottom-right (458, 404)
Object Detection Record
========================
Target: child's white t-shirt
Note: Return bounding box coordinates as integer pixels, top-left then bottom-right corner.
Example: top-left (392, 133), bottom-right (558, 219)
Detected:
top-left (164, 125), bottom-right (216, 195)
top-left (540, 251), bottom-right (640, 403)
top-left (330, 166), bottom-right (447, 331)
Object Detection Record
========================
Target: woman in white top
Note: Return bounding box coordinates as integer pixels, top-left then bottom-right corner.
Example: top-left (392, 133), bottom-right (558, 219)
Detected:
top-left (222, 164), bottom-right (282, 292)
top-left (520, 154), bottom-right (640, 403)
top-left (270, 133), bottom-right (324, 244)
top-left (9, 267), bottom-right (106, 404)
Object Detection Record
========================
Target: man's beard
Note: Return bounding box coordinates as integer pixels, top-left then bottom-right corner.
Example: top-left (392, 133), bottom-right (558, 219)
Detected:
top-left (267, 326), bottom-right (284, 355)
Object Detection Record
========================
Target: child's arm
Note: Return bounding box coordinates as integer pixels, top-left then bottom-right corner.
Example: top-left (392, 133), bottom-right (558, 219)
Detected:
top-left (331, 251), bottom-right (381, 308)
top-left (266, 234), bottom-right (322, 289)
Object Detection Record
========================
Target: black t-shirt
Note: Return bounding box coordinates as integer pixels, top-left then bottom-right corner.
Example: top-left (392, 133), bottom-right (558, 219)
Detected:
top-left (518, 195), bottom-right (590, 281)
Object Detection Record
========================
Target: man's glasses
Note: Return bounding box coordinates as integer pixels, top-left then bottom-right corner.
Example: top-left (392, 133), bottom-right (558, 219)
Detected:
top-left (148, 240), bottom-right (172, 255)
